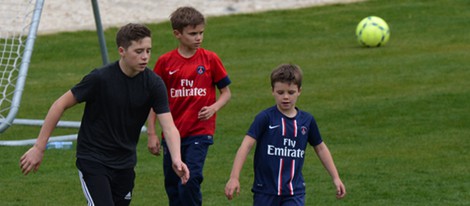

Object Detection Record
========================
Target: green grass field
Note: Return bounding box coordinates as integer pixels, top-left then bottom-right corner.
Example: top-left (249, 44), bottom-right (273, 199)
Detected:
top-left (1, 0), bottom-right (469, 205)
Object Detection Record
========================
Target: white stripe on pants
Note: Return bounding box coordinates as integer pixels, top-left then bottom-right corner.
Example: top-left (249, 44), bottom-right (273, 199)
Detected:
top-left (78, 170), bottom-right (95, 206)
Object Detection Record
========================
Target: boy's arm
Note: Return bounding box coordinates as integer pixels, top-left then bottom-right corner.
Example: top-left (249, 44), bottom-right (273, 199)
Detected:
top-left (314, 142), bottom-right (346, 199)
top-left (156, 112), bottom-right (190, 184)
top-left (198, 86), bottom-right (231, 120)
top-left (19, 90), bottom-right (77, 175)
top-left (146, 109), bottom-right (161, 156)
top-left (225, 135), bottom-right (256, 200)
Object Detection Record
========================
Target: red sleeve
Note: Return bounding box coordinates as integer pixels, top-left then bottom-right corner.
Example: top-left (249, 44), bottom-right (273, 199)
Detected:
top-left (153, 54), bottom-right (167, 78)
top-left (209, 51), bottom-right (229, 84)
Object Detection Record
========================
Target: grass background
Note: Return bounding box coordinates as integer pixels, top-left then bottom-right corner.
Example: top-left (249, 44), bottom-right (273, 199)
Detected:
top-left (1, 0), bottom-right (469, 205)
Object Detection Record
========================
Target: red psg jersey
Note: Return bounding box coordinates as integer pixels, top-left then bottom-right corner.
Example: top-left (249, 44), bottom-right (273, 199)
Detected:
top-left (154, 48), bottom-right (230, 138)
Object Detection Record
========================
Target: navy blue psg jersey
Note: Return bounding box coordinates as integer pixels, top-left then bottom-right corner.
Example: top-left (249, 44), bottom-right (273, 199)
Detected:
top-left (247, 106), bottom-right (323, 196)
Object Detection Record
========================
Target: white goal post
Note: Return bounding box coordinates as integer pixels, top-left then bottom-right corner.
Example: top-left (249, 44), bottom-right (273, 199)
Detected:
top-left (0, 0), bottom-right (110, 134)
top-left (0, 0), bottom-right (146, 146)
top-left (0, 0), bottom-right (46, 133)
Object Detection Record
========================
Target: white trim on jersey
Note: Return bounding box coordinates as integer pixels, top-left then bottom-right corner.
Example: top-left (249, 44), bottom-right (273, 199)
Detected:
top-left (293, 119), bottom-right (298, 137)
top-left (281, 118), bottom-right (286, 136)
top-left (78, 170), bottom-right (95, 206)
top-left (281, 117), bottom-right (298, 138)
top-left (278, 158), bottom-right (284, 196)
top-left (289, 159), bottom-right (296, 195)
top-left (277, 158), bottom-right (297, 196)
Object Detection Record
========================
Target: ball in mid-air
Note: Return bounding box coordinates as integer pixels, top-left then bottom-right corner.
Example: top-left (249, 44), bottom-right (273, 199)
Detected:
top-left (356, 16), bottom-right (390, 47)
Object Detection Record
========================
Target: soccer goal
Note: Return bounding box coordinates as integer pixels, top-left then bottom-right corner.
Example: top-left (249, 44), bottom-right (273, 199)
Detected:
top-left (0, 0), bottom-right (85, 141)
top-left (0, 0), bottom-right (114, 133)
top-left (0, 0), bottom-right (46, 133)
top-left (0, 0), bottom-right (144, 145)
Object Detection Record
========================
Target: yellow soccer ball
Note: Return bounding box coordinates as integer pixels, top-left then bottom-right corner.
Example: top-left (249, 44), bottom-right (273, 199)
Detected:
top-left (356, 16), bottom-right (390, 47)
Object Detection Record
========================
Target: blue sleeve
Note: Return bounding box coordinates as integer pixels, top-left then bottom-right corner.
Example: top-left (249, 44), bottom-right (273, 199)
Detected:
top-left (216, 76), bottom-right (231, 89)
top-left (246, 112), bottom-right (268, 140)
top-left (308, 116), bottom-right (323, 146)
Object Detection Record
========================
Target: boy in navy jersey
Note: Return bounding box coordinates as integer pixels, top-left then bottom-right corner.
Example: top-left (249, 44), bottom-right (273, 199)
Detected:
top-left (225, 64), bottom-right (346, 205)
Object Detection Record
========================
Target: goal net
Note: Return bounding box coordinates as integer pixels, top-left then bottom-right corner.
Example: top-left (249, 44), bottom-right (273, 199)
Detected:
top-left (0, 0), bottom-right (44, 133)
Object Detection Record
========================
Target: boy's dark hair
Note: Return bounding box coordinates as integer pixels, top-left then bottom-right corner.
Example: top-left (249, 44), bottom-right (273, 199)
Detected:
top-left (116, 23), bottom-right (151, 49)
top-left (170, 6), bottom-right (205, 32)
top-left (270, 64), bottom-right (303, 89)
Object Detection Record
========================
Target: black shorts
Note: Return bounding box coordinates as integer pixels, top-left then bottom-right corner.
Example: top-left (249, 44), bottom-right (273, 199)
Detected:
top-left (76, 158), bottom-right (135, 206)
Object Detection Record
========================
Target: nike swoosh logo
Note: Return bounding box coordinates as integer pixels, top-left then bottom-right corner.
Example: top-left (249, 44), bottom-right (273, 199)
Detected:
top-left (269, 125), bottom-right (280, 129)
top-left (169, 69), bottom-right (179, 75)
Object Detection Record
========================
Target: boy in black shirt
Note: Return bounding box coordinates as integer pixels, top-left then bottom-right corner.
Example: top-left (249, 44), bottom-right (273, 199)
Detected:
top-left (20, 23), bottom-right (189, 206)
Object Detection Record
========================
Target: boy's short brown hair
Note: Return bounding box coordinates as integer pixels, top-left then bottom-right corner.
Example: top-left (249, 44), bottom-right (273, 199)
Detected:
top-left (270, 64), bottom-right (303, 89)
top-left (116, 23), bottom-right (151, 49)
top-left (170, 6), bottom-right (205, 32)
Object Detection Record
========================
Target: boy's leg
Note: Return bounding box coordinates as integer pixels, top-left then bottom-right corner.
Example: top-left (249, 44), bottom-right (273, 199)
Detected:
top-left (163, 143), bottom-right (184, 206)
top-left (178, 142), bottom-right (210, 206)
top-left (163, 141), bottom-right (210, 206)
top-left (77, 158), bottom-right (114, 205)
top-left (77, 158), bottom-right (135, 206)
top-left (110, 167), bottom-right (135, 206)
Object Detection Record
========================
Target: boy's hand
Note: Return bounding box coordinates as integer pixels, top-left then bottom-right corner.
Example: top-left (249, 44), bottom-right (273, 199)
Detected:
top-left (147, 133), bottom-right (161, 156)
top-left (19, 145), bottom-right (45, 175)
top-left (172, 161), bottom-right (190, 184)
top-left (197, 106), bottom-right (215, 120)
top-left (334, 178), bottom-right (346, 199)
top-left (224, 178), bottom-right (240, 200)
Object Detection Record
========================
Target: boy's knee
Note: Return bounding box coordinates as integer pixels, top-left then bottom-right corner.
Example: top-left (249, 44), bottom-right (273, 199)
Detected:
top-left (187, 174), bottom-right (203, 186)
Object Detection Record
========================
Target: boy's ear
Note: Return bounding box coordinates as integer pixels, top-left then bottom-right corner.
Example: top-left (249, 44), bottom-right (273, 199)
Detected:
top-left (173, 29), bottom-right (181, 37)
top-left (118, 46), bottom-right (125, 56)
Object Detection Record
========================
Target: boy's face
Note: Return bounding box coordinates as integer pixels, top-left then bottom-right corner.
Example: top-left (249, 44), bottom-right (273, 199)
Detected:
top-left (272, 82), bottom-right (301, 114)
top-left (174, 24), bottom-right (204, 50)
top-left (119, 37), bottom-right (151, 76)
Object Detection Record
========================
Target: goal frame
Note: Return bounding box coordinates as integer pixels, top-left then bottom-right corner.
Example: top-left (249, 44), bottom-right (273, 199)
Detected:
top-left (0, 0), bottom-right (45, 133)
top-left (0, 0), bottom-right (111, 141)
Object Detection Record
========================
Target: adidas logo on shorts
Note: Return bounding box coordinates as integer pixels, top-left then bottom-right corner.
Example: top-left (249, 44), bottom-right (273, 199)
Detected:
top-left (125, 192), bottom-right (132, 200)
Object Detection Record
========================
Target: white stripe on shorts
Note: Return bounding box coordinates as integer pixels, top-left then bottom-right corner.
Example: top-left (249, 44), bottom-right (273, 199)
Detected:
top-left (78, 170), bottom-right (95, 206)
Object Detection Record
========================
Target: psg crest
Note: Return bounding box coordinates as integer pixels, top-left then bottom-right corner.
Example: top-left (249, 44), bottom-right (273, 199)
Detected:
top-left (301, 126), bottom-right (308, 135)
top-left (196, 65), bottom-right (206, 74)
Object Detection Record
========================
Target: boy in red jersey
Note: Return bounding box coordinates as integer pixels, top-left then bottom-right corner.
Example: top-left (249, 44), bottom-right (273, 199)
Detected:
top-left (147, 6), bottom-right (231, 206)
